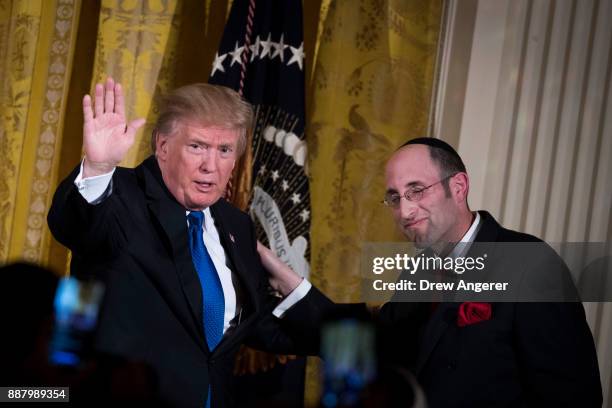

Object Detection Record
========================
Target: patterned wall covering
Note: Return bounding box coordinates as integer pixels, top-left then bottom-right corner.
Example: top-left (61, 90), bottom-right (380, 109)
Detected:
top-left (0, 0), bottom-right (80, 267)
top-left (305, 0), bottom-right (441, 401)
top-left (309, 0), bottom-right (441, 301)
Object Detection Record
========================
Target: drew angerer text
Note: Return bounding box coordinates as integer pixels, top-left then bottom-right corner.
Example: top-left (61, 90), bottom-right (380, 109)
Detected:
top-left (370, 252), bottom-right (509, 294)
top-left (372, 279), bottom-right (509, 293)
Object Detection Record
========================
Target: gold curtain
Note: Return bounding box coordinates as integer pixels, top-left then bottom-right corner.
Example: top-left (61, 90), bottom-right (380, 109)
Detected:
top-left (0, 0), bottom-right (441, 403)
top-left (0, 0), bottom-right (82, 269)
top-left (309, 0), bottom-right (442, 297)
top-left (305, 0), bottom-right (442, 402)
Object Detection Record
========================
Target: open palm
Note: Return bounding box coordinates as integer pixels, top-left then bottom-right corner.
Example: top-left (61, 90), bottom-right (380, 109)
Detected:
top-left (82, 77), bottom-right (145, 176)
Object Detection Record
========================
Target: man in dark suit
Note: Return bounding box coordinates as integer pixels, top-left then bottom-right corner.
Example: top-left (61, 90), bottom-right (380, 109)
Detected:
top-left (260, 138), bottom-right (602, 407)
top-left (48, 78), bottom-right (320, 407)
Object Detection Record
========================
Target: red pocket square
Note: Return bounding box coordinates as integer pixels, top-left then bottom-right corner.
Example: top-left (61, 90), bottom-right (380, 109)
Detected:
top-left (457, 302), bottom-right (492, 327)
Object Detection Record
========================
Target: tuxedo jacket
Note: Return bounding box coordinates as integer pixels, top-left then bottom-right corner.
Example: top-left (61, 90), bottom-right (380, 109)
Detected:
top-left (48, 156), bottom-right (322, 407)
top-left (370, 211), bottom-right (602, 407)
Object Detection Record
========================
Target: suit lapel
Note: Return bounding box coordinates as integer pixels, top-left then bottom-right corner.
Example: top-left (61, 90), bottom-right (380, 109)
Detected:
top-left (416, 211), bottom-right (501, 375)
top-left (415, 302), bottom-right (457, 375)
top-left (210, 202), bottom-right (260, 315)
top-left (473, 211), bottom-right (501, 243)
top-left (137, 157), bottom-right (264, 356)
top-left (209, 202), bottom-right (261, 354)
top-left (138, 157), bottom-right (209, 354)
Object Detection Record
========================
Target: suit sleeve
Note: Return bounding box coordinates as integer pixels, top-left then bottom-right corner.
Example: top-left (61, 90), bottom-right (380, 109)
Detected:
top-left (512, 245), bottom-right (602, 408)
top-left (245, 286), bottom-right (339, 355)
top-left (47, 164), bottom-right (128, 262)
top-left (514, 301), bottom-right (602, 406)
top-left (240, 216), bottom-right (338, 355)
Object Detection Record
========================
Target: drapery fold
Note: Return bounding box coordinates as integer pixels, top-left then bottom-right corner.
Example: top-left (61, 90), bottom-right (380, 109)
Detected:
top-left (0, 0), bottom-right (81, 270)
top-left (305, 1), bottom-right (442, 401)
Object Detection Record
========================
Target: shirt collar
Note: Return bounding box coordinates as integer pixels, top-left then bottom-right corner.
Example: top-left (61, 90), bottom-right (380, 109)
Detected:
top-left (448, 211), bottom-right (481, 258)
top-left (186, 207), bottom-right (214, 231)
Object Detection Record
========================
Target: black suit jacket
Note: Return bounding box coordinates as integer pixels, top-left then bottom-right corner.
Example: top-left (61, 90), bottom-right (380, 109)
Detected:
top-left (48, 156), bottom-right (320, 407)
top-left (372, 211), bottom-right (602, 407)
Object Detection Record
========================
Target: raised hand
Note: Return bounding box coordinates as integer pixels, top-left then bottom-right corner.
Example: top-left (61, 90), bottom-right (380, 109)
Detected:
top-left (82, 77), bottom-right (146, 177)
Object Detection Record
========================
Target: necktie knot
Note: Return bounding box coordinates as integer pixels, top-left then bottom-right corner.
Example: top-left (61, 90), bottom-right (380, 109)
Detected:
top-left (188, 211), bottom-right (204, 229)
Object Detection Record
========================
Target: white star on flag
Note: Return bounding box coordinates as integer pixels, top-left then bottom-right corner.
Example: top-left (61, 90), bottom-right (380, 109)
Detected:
top-left (271, 170), bottom-right (280, 181)
top-left (229, 41), bottom-right (244, 67)
top-left (271, 34), bottom-right (288, 62)
top-left (281, 180), bottom-right (289, 191)
top-left (287, 42), bottom-right (304, 70)
top-left (258, 164), bottom-right (267, 175)
top-left (249, 36), bottom-right (261, 62)
top-left (290, 193), bottom-right (301, 204)
top-left (260, 33), bottom-right (273, 58)
top-left (299, 209), bottom-right (310, 222)
top-left (211, 52), bottom-right (227, 76)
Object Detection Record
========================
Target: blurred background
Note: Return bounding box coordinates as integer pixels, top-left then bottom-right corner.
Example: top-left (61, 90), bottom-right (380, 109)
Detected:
top-left (0, 0), bottom-right (610, 406)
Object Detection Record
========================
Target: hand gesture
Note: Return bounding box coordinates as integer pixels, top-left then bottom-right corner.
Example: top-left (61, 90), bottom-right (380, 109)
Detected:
top-left (257, 241), bottom-right (303, 297)
top-left (82, 77), bottom-right (145, 177)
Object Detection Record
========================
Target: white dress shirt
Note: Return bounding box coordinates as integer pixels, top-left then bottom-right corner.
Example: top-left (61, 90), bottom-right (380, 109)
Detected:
top-left (74, 161), bottom-right (311, 333)
top-left (447, 211), bottom-right (481, 259)
top-left (415, 212), bottom-right (481, 260)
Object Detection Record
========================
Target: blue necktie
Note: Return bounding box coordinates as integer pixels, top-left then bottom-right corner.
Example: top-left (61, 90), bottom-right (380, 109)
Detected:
top-left (187, 211), bottom-right (225, 408)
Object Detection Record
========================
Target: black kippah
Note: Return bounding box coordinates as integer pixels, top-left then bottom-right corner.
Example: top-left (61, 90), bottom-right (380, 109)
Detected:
top-left (398, 137), bottom-right (460, 157)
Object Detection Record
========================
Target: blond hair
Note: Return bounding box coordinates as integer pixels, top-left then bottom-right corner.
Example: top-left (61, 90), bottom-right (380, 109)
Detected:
top-left (151, 83), bottom-right (253, 155)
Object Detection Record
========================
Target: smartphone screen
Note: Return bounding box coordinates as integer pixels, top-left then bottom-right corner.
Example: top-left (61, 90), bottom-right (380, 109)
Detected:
top-left (48, 277), bottom-right (105, 367)
top-left (320, 318), bottom-right (377, 407)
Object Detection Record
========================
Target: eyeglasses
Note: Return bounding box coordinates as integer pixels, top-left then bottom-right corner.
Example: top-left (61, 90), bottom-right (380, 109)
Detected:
top-left (382, 174), bottom-right (456, 208)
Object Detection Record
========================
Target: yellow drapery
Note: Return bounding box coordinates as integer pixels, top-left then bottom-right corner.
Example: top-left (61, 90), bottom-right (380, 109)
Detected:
top-left (305, 0), bottom-right (442, 402)
top-left (0, 0), bottom-right (441, 403)
top-left (309, 0), bottom-right (441, 297)
top-left (0, 0), bottom-right (82, 270)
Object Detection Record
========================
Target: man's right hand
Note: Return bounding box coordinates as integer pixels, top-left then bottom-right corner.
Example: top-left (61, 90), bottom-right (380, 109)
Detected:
top-left (257, 242), bottom-right (303, 297)
top-left (82, 77), bottom-right (146, 178)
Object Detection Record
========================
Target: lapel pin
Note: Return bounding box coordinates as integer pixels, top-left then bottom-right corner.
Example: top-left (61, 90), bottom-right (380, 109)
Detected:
top-left (229, 233), bottom-right (235, 243)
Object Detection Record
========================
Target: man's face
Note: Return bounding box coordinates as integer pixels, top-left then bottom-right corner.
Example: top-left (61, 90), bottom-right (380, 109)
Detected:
top-left (156, 122), bottom-right (239, 210)
top-left (385, 145), bottom-right (460, 248)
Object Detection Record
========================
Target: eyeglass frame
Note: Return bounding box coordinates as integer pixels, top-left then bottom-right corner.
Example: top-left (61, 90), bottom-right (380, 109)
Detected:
top-left (382, 173), bottom-right (458, 208)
